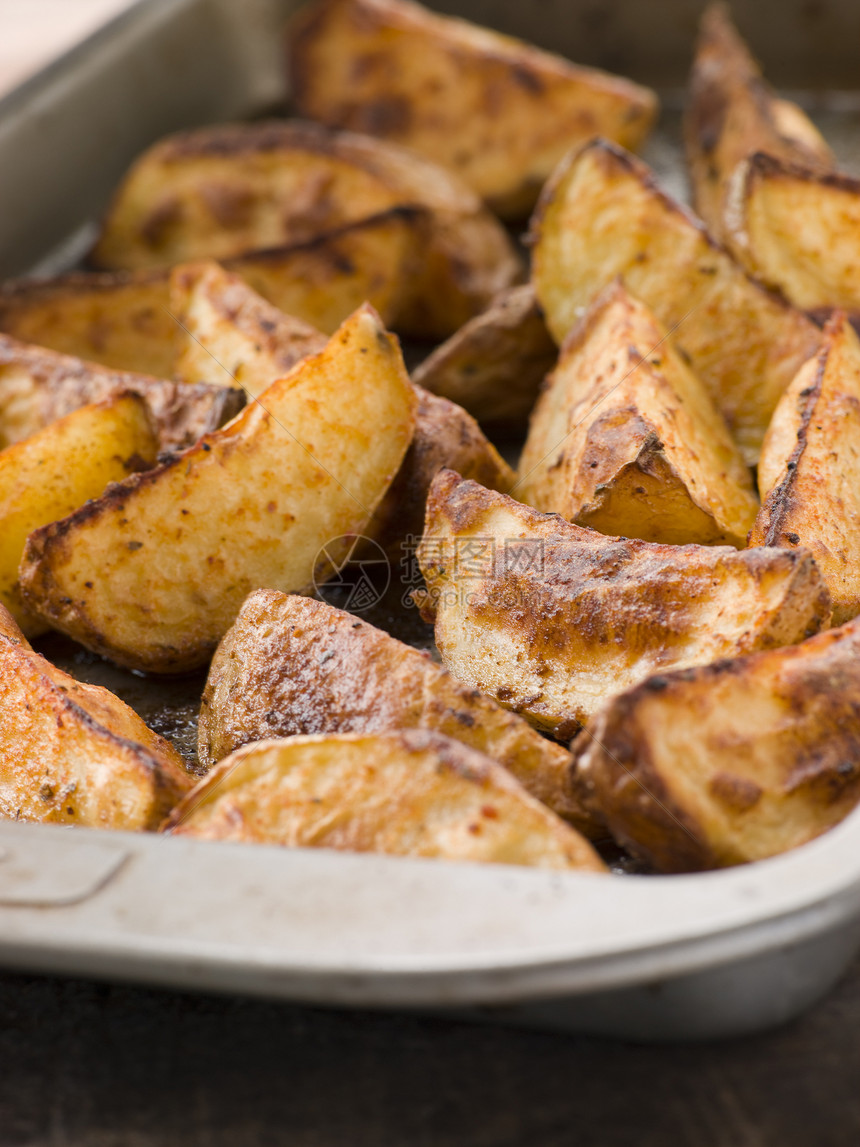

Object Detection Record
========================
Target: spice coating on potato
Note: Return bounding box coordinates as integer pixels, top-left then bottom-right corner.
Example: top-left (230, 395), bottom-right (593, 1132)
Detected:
top-left (530, 138), bottom-right (821, 464)
top-left (198, 590), bottom-right (598, 833)
top-left (0, 605), bottom-right (192, 830)
top-left (517, 281), bottom-right (759, 546)
top-left (289, 0), bottom-right (657, 218)
top-left (751, 313), bottom-right (860, 625)
top-left (167, 730), bottom-right (606, 872)
top-left (574, 619), bottom-right (860, 872)
top-left (418, 471), bottom-right (831, 735)
top-left (19, 306), bottom-right (416, 674)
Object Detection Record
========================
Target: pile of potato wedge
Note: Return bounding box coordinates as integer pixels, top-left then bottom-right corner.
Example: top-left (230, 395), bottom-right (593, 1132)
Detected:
top-left (2, 0), bottom-right (860, 878)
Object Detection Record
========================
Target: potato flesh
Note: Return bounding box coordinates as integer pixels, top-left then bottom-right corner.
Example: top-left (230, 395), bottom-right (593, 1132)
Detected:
top-left (198, 589), bottom-right (598, 833)
top-left (19, 306), bottom-right (416, 673)
top-left (166, 731), bottom-right (605, 872)
top-left (751, 314), bottom-right (860, 625)
top-left (530, 139), bottom-right (821, 464)
top-left (516, 282), bottom-right (759, 546)
top-left (0, 606), bottom-right (192, 830)
top-left (574, 620), bottom-right (860, 872)
top-left (418, 471), bottom-right (831, 735)
top-left (289, 0), bottom-right (657, 218)
top-left (0, 393), bottom-right (158, 634)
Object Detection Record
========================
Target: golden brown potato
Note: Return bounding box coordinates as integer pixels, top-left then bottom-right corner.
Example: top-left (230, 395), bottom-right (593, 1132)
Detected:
top-left (0, 603), bottom-right (192, 829)
top-left (0, 393), bottom-right (158, 635)
top-left (684, 3), bottom-right (833, 244)
top-left (418, 471), bottom-right (831, 736)
top-left (530, 138), bottom-right (821, 464)
top-left (724, 153), bottom-right (860, 316)
top-left (573, 619), bottom-right (860, 873)
top-left (19, 305), bottom-right (416, 674)
top-left (0, 333), bottom-right (243, 451)
top-left (288, 0), bottom-right (657, 219)
top-left (411, 285), bottom-right (558, 430)
top-left (516, 281), bottom-right (759, 546)
top-left (370, 385), bottom-right (514, 556)
top-left (169, 259), bottom-right (327, 396)
top-left (751, 313), bottom-right (860, 625)
top-left (165, 730), bottom-right (606, 872)
top-left (0, 210), bottom-right (419, 372)
top-left (198, 589), bottom-right (598, 833)
top-left (90, 120), bottom-right (522, 337)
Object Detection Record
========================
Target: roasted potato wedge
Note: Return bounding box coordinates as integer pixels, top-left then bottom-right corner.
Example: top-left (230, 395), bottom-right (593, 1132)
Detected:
top-left (170, 259), bottom-right (327, 396)
top-left (0, 604), bottom-right (192, 829)
top-left (19, 305), bottom-right (416, 674)
top-left (0, 211), bottom-right (419, 373)
top-left (0, 392), bottom-right (158, 634)
top-left (685, 3), bottom-right (833, 244)
top-left (166, 730), bottom-right (605, 872)
top-left (90, 120), bottom-right (522, 337)
top-left (516, 281), bottom-right (759, 546)
top-left (418, 471), bottom-right (831, 736)
top-left (288, 0), bottom-right (657, 219)
top-left (751, 313), bottom-right (860, 625)
top-left (724, 153), bottom-right (860, 316)
top-left (199, 589), bottom-right (598, 833)
top-left (530, 138), bottom-right (821, 464)
top-left (573, 619), bottom-right (860, 872)
top-left (411, 285), bottom-right (558, 430)
top-left (0, 333), bottom-right (242, 451)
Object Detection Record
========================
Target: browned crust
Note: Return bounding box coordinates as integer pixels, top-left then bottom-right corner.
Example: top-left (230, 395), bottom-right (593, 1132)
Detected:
top-left (744, 149), bottom-right (860, 197)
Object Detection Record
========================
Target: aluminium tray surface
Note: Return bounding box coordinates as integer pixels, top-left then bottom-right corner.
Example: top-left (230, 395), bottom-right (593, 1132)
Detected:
top-left (2, 0), bottom-right (860, 1039)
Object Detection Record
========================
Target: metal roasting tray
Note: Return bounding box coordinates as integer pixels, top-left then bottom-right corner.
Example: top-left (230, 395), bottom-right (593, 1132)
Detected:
top-left (2, 0), bottom-right (860, 1040)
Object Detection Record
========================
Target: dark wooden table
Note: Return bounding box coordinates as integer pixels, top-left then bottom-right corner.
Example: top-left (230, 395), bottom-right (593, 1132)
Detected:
top-left (1, 954), bottom-right (858, 1147)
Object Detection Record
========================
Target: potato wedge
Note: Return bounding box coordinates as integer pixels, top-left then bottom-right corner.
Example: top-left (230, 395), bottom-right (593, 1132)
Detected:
top-left (90, 120), bottom-right (522, 337)
top-left (516, 281), bottom-right (759, 546)
top-left (0, 210), bottom-right (418, 373)
top-left (751, 313), bottom-right (860, 625)
top-left (0, 334), bottom-right (243, 451)
top-left (166, 730), bottom-right (605, 872)
top-left (724, 153), bottom-right (860, 316)
top-left (685, 3), bottom-right (833, 244)
top-left (418, 471), bottom-right (830, 736)
top-left (19, 305), bottom-right (416, 674)
top-left (411, 285), bottom-right (557, 430)
top-left (198, 589), bottom-right (598, 833)
top-left (573, 619), bottom-right (860, 872)
top-left (0, 392), bottom-right (158, 634)
top-left (288, 0), bottom-right (657, 219)
top-left (530, 138), bottom-right (821, 464)
top-left (0, 604), bottom-right (192, 829)
top-left (169, 260), bottom-right (327, 396)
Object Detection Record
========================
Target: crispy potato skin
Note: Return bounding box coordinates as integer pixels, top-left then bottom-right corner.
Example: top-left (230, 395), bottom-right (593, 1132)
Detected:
top-left (0, 604), bottom-right (192, 830)
top-left (530, 138), bottom-right (821, 464)
top-left (725, 153), bottom-right (860, 314)
top-left (751, 313), bottom-right (860, 625)
top-left (90, 119), bottom-right (521, 338)
top-left (0, 211), bottom-right (426, 369)
top-left (288, 0), bottom-right (657, 218)
top-left (573, 619), bottom-right (860, 872)
top-left (370, 385), bottom-right (514, 556)
top-left (198, 590), bottom-right (598, 833)
top-left (169, 260), bottom-right (327, 396)
top-left (684, 3), bottom-right (833, 244)
top-left (517, 281), bottom-right (759, 546)
top-left (166, 730), bottom-right (606, 872)
top-left (0, 333), bottom-right (242, 451)
top-left (412, 284), bottom-right (558, 429)
top-left (418, 472), bottom-right (831, 735)
top-left (0, 393), bottom-right (158, 635)
top-left (19, 306), bottom-right (416, 674)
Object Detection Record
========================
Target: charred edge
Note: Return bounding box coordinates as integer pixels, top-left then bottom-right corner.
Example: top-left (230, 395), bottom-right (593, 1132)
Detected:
top-left (746, 150), bottom-right (860, 195)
